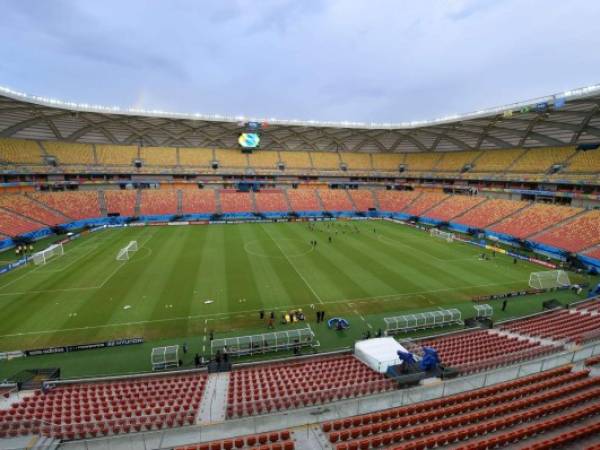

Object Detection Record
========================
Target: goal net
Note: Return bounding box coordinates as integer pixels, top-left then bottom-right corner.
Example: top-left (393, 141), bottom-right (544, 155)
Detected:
top-left (430, 228), bottom-right (455, 242)
top-left (32, 243), bottom-right (64, 266)
top-left (116, 241), bottom-right (138, 261)
top-left (529, 270), bottom-right (571, 290)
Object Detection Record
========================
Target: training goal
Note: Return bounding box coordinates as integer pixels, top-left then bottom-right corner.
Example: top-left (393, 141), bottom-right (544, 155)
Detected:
top-left (116, 241), bottom-right (138, 261)
top-left (430, 228), bottom-right (455, 242)
top-left (32, 243), bottom-right (64, 265)
top-left (529, 270), bottom-right (571, 290)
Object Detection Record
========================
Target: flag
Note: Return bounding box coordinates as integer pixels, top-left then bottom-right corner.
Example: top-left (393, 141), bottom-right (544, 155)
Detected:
top-left (519, 105), bottom-right (531, 113)
top-left (535, 102), bottom-right (548, 112)
top-left (554, 97), bottom-right (566, 109)
top-left (503, 110), bottom-right (513, 118)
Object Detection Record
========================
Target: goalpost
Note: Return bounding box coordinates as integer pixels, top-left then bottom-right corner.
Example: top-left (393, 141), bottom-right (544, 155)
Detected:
top-left (116, 241), bottom-right (138, 261)
top-left (430, 228), bottom-right (455, 242)
top-left (528, 270), bottom-right (571, 290)
top-left (32, 243), bottom-right (64, 266)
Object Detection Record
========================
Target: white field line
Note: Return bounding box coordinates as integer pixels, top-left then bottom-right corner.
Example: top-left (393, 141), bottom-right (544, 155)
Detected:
top-left (0, 228), bottom-right (157, 296)
top-left (261, 224), bottom-right (324, 304)
top-left (0, 279), bottom-right (529, 340)
top-left (35, 244), bottom-right (100, 274)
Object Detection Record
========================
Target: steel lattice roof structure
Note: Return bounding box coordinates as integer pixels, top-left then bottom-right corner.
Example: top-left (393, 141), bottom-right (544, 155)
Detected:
top-left (0, 84), bottom-right (599, 152)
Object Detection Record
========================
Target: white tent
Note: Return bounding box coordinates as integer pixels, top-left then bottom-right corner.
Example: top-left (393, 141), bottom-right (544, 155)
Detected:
top-left (354, 337), bottom-right (408, 373)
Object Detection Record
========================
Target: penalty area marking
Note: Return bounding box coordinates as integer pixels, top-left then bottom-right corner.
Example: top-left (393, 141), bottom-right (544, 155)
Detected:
top-left (0, 279), bottom-right (531, 340)
top-left (0, 227), bottom-right (158, 297)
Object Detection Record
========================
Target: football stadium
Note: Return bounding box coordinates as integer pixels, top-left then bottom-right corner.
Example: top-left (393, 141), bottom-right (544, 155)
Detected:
top-left (2, 3), bottom-right (600, 450)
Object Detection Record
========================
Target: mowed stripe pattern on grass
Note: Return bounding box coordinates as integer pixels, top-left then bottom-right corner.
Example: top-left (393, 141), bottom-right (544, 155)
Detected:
top-left (0, 221), bottom-right (534, 349)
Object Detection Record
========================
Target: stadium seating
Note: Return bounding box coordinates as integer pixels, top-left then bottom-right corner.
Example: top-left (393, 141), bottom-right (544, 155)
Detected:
top-left (418, 330), bottom-right (556, 374)
top-left (585, 247), bottom-right (600, 260)
top-left (565, 148), bottom-right (600, 173)
top-left (29, 191), bottom-right (101, 220)
top-left (215, 149), bottom-right (248, 168)
top-left (226, 355), bottom-right (395, 418)
top-left (423, 195), bottom-right (485, 222)
top-left (247, 151), bottom-right (280, 169)
top-left (471, 148), bottom-right (525, 172)
top-left (43, 141), bottom-right (95, 165)
top-left (0, 194), bottom-right (67, 226)
top-left (0, 209), bottom-right (43, 236)
top-left (372, 153), bottom-right (404, 171)
top-left (104, 190), bottom-right (138, 217)
top-left (255, 190), bottom-right (289, 212)
top-left (140, 147), bottom-right (177, 166)
top-left (140, 190), bottom-right (178, 216)
top-left (322, 366), bottom-right (600, 450)
top-left (500, 309), bottom-right (600, 344)
top-left (509, 146), bottom-right (576, 173)
top-left (435, 151), bottom-right (481, 172)
top-left (279, 151), bottom-right (312, 169)
top-left (375, 191), bottom-right (420, 212)
top-left (490, 203), bottom-right (581, 238)
top-left (175, 430), bottom-right (295, 450)
top-left (575, 298), bottom-right (600, 314)
top-left (96, 145), bottom-right (138, 166)
top-left (404, 192), bottom-right (448, 216)
top-left (220, 191), bottom-right (253, 213)
top-left (533, 210), bottom-right (600, 252)
top-left (454, 198), bottom-right (526, 229)
top-left (311, 152), bottom-right (341, 170)
top-left (287, 189), bottom-right (321, 211)
top-left (340, 153), bottom-right (372, 171)
top-left (405, 153), bottom-right (442, 172)
top-left (178, 148), bottom-right (213, 167)
top-left (0, 138), bottom-right (44, 164)
top-left (517, 419), bottom-right (600, 450)
top-left (181, 190), bottom-right (217, 214)
top-left (318, 190), bottom-right (354, 211)
top-left (349, 190), bottom-right (376, 211)
top-left (0, 373), bottom-right (207, 440)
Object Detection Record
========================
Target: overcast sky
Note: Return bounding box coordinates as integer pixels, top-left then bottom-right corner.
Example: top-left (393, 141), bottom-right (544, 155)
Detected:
top-left (1, 0), bottom-right (600, 123)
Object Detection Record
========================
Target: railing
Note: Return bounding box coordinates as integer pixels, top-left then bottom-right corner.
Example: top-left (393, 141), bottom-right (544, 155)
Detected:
top-left (51, 340), bottom-right (600, 450)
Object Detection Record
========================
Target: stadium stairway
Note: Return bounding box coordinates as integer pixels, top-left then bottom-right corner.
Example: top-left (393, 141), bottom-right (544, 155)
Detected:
top-left (346, 190), bottom-right (358, 211)
top-left (282, 189), bottom-right (293, 211)
top-left (134, 190), bottom-right (142, 216)
top-left (527, 208), bottom-right (591, 240)
top-left (98, 191), bottom-right (108, 216)
top-left (177, 190), bottom-right (183, 215)
top-left (399, 191), bottom-right (423, 214)
top-left (25, 195), bottom-right (72, 222)
top-left (250, 191), bottom-right (258, 213)
top-left (215, 190), bottom-right (223, 214)
top-left (0, 206), bottom-right (47, 229)
top-left (197, 373), bottom-right (230, 425)
top-left (502, 148), bottom-right (529, 173)
top-left (315, 190), bottom-right (326, 211)
top-left (372, 190), bottom-right (381, 210)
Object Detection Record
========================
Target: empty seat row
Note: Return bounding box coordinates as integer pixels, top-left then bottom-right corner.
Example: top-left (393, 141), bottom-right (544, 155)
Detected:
top-left (176, 430), bottom-right (294, 450)
top-left (326, 367), bottom-right (600, 450)
top-left (227, 355), bottom-right (394, 418)
top-left (0, 373), bottom-right (207, 440)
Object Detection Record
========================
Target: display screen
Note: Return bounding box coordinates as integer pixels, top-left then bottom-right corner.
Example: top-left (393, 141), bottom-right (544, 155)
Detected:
top-left (238, 132), bottom-right (260, 148)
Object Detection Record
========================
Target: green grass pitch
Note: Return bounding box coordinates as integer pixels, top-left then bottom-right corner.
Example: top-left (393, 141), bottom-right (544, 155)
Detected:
top-left (0, 220), bottom-right (591, 378)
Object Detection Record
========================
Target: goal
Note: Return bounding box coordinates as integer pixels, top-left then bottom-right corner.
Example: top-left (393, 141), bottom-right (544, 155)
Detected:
top-left (116, 241), bottom-right (138, 261)
top-left (32, 243), bottom-right (64, 266)
top-left (529, 270), bottom-right (571, 290)
top-left (430, 228), bottom-right (455, 242)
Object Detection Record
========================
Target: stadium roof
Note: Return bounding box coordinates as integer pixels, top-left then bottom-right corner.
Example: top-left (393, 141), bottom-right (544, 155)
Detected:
top-left (0, 84), bottom-right (599, 152)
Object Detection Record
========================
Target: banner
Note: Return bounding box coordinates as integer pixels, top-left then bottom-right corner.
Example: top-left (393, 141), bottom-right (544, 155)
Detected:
top-left (24, 337), bottom-right (144, 357)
